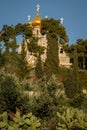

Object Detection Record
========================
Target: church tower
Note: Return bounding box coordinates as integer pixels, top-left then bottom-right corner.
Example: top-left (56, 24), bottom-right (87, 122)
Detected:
top-left (28, 4), bottom-right (42, 37)
top-left (26, 4), bottom-right (47, 67)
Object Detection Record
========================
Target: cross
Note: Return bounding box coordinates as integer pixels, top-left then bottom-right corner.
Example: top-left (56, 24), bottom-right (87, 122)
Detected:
top-left (36, 3), bottom-right (40, 13)
top-left (45, 16), bottom-right (48, 19)
top-left (27, 15), bottom-right (31, 21)
top-left (60, 17), bottom-right (64, 24)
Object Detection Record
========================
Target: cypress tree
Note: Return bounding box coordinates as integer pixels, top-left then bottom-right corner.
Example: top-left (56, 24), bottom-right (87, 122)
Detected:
top-left (45, 33), bottom-right (59, 78)
top-left (41, 18), bottom-right (68, 79)
top-left (73, 45), bottom-right (81, 94)
top-left (35, 54), bottom-right (43, 79)
top-left (14, 41), bottom-right (30, 79)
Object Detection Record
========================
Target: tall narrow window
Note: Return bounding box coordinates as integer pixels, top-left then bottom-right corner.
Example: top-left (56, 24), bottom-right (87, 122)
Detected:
top-left (60, 48), bottom-right (63, 53)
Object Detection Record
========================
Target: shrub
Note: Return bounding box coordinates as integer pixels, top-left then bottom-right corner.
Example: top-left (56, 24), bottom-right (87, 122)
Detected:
top-left (0, 111), bottom-right (41, 130)
top-left (57, 107), bottom-right (87, 130)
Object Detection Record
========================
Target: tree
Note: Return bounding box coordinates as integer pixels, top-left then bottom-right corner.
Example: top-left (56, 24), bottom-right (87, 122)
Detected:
top-left (45, 33), bottom-right (59, 78)
top-left (63, 69), bottom-right (81, 99)
top-left (73, 45), bottom-right (81, 94)
top-left (76, 39), bottom-right (87, 69)
top-left (14, 42), bottom-right (30, 79)
top-left (0, 44), bottom-right (5, 68)
top-left (41, 18), bottom-right (68, 78)
top-left (65, 39), bottom-right (87, 70)
top-left (63, 44), bottom-right (83, 99)
top-left (33, 75), bottom-right (68, 120)
top-left (15, 23), bottom-right (32, 40)
top-left (35, 54), bottom-right (43, 79)
top-left (0, 25), bottom-right (19, 74)
top-left (1, 25), bottom-right (17, 55)
top-left (0, 73), bottom-right (20, 113)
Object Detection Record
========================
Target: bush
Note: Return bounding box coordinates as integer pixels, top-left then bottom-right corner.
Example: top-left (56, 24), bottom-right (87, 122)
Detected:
top-left (57, 107), bottom-right (87, 130)
top-left (0, 72), bottom-right (20, 113)
top-left (0, 111), bottom-right (41, 130)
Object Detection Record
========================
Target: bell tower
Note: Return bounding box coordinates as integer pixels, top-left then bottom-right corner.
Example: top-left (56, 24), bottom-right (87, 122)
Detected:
top-left (30, 4), bottom-right (41, 37)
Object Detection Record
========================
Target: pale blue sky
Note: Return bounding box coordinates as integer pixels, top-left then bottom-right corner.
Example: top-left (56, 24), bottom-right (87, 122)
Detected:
top-left (0, 0), bottom-right (87, 44)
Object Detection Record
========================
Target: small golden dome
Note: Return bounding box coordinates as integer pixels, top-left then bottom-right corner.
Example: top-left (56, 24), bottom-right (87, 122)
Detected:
top-left (28, 21), bottom-right (32, 28)
top-left (32, 14), bottom-right (41, 28)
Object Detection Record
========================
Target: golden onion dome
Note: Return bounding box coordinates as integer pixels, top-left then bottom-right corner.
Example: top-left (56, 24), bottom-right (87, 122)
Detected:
top-left (28, 21), bottom-right (32, 28)
top-left (32, 14), bottom-right (41, 28)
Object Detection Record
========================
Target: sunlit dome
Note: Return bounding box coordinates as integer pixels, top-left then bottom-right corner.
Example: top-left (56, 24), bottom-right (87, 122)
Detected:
top-left (31, 14), bottom-right (41, 28)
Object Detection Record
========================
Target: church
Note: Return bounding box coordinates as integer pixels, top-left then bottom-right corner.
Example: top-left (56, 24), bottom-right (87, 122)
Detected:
top-left (18, 4), bottom-right (72, 68)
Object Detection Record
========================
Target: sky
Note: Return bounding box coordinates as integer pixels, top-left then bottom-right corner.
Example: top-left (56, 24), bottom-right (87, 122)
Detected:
top-left (0, 0), bottom-right (87, 44)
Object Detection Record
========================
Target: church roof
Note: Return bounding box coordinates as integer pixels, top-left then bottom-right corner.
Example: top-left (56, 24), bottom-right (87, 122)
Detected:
top-left (31, 14), bottom-right (41, 28)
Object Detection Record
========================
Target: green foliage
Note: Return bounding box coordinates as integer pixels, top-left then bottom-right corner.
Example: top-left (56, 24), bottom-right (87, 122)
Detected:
top-left (0, 71), bottom-right (86, 129)
top-left (63, 69), bottom-right (81, 98)
top-left (0, 72), bottom-right (30, 114)
top-left (15, 23), bottom-right (32, 39)
top-left (57, 66), bottom-right (69, 82)
top-left (69, 94), bottom-right (86, 109)
top-left (0, 44), bottom-right (5, 68)
top-left (35, 55), bottom-right (43, 79)
top-left (78, 70), bottom-right (87, 90)
top-left (0, 72), bottom-right (20, 113)
top-left (81, 95), bottom-right (87, 113)
top-left (66, 39), bottom-right (87, 70)
top-left (72, 45), bottom-right (81, 95)
top-left (14, 42), bottom-right (30, 79)
top-left (1, 25), bottom-right (17, 55)
top-left (0, 25), bottom-right (19, 74)
top-left (0, 111), bottom-right (41, 130)
top-left (27, 37), bottom-right (45, 55)
top-left (41, 18), bottom-right (68, 78)
top-left (12, 111), bottom-right (41, 130)
top-left (17, 93), bottom-right (31, 114)
top-left (27, 37), bottom-right (38, 54)
top-left (0, 18), bottom-right (68, 80)
top-left (0, 18), bottom-right (87, 130)
top-left (45, 33), bottom-right (59, 78)
top-left (57, 107), bottom-right (87, 130)
top-left (32, 75), bottom-right (68, 120)
top-left (41, 18), bottom-right (68, 42)
top-left (0, 111), bottom-right (10, 129)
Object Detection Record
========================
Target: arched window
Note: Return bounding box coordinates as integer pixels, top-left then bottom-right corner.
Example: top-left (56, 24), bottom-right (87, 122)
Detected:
top-left (60, 48), bottom-right (63, 53)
